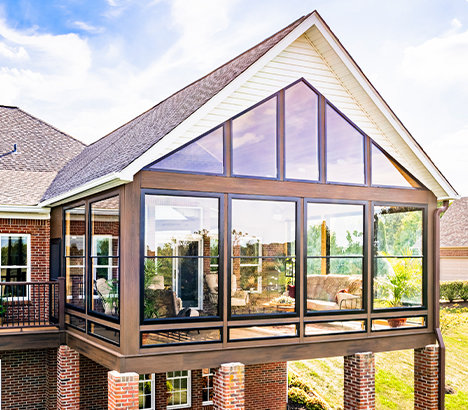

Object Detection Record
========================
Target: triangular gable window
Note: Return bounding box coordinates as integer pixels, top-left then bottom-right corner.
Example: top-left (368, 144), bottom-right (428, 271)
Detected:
top-left (326, 104), bottom-right (365, 185)
top-left (371, 143), bottom-right (417, 188)
top-left (149, 127), bottom-right (224, 174)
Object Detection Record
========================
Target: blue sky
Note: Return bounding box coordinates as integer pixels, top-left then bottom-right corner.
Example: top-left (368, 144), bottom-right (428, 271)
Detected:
top-left (0, 0), bottom-right (467, 195)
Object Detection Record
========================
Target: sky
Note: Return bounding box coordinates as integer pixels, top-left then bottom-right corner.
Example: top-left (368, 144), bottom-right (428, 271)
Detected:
top-left (0, 0), bottom-right (467, 196)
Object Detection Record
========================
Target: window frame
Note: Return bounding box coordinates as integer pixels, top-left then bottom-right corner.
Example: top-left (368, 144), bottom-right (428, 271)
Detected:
top-left (138, 373), bottom-right (155, 410)
top-left (303, 198), bottom-right (368, 317)
top-left (370, 202), bottom-right (427, 313)
top-left (228, 194), bottom-right (300, 321)
top-left (166, 370), bottom-right (192, 409)
top-left (140, 189), bottom-right (225, 325)
top-left (201, 368), bottom-right (214, 406)
top-left (0, 233), bottom-right (31, 300)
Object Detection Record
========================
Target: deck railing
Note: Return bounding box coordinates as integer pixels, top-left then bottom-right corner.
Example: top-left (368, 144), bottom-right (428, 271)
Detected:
top-left (0, 278), bottom-right (64, 330)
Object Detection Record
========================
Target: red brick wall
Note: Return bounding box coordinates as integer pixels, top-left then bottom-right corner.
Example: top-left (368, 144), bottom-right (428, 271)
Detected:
top-left (213, 363), bottom-right (244, 409)
top-left (244, 362), bottom-right (288, 410)
top-left (0, 218), bottom-right (50, 281)
top-left (80, 354), bottom-right (108, 409)
top-left (57, 345), bottom-right (80, 409)
top-left (0, 348), bottom-right (56, 410)
top-left (440, 247), bottom-right (468, 257)
top-left (343, 352), bottom-right (375, 410)
top-left (108, 371), bottom-right (139, 410)
top-left (414, 345), bottom-right (439, 409)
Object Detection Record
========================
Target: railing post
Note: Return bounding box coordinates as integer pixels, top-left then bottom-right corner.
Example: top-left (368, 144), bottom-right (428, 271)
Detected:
top-left (58, 277), bottom-right (66, 330)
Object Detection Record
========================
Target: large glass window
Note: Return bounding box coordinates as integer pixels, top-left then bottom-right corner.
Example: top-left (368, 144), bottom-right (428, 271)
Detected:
top-left (326, 104), bottom-right (365, 184)
top-left (373, 206), bottom-right (423, 309)
top-left (232, 97), bottom-right (277, 178)
top-left (230, 198), bottom-right (296, 316)
top-left (149, 127), bottom-right (224, 174)
top-left (0, 234), bottom-right (29, 298)
top-left (90, 196), bottom-right (120, 318)
top-left (65, 205), bottom-right (86, 309)
top-left (371, 143), bottom-right (414, 188)
top-left (306, 203), bottom-right (364, 312)
top-left (285, 81), bottom-right (319, 181)
top-left (144, 194), bottom-right (220, 320)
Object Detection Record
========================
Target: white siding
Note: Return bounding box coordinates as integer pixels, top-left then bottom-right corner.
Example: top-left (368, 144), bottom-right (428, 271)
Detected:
top-left (441, 258), bottom-right (468, 281)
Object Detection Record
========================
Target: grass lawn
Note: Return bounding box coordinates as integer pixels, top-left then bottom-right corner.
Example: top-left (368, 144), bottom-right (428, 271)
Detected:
top-left (289, 308), bottom-right (468, 409)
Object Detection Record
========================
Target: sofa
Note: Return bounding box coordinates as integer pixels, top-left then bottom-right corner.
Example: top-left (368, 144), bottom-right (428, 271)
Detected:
top-left (306, 274), bottom-right (362, 311)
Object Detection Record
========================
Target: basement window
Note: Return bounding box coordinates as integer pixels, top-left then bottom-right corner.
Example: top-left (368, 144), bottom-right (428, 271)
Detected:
top-left (167, 370), bottom-right (191, 409)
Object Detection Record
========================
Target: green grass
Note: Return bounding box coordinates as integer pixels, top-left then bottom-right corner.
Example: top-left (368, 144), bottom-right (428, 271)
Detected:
top-left (289, 309), bottom-right (468, 409)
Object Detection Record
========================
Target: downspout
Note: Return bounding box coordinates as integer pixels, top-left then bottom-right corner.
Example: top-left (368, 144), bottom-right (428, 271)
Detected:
top-left (434, 199), bottom-right (449, 410)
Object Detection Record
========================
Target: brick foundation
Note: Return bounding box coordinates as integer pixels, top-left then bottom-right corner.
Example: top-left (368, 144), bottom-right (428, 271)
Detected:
top-left (108, 370), bottom-right (139, 410)
top-left (245, 362), bottom-right (287, 410)
top-left (344, 352), bottom-right (375, 410)
top-left (57, 345), bottom-right (80, 410)
top-left (213, 362), bottom-right (245, 409)
top-left (80, 354), bottom-right (108, 409)
top-left (414, 344), bottom-right (439, 410)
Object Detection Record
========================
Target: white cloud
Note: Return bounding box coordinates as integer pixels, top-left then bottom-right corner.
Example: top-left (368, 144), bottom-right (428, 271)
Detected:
top-left (72, 21), bottom-right (104, 34)
top-left (399, 20), bottom-right (468, 88)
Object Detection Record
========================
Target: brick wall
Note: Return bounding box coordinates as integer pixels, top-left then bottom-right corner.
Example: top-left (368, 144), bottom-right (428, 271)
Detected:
top-left (0, 348), bottom-right (56, 410)
top-left (57, 345), bottom-right (80, 409)
top-left (245, 362), bottom-right (287, 410)
top-left (108, 371), bottom-right (139, 410)
top-left (414, 345), bottom-right (439, 409)
top-left (343, 352), bottom-right (375, 410)
top-left (80, 354), bottom-right (108, 409)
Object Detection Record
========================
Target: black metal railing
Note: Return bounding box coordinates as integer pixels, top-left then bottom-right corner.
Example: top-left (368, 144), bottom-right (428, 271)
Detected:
top-left (0, 279), bottom-right (64, 329)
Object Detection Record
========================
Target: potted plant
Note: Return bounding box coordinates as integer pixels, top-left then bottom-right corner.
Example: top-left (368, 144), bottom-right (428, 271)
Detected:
top-left (378, 250), bottom-right (421, 327)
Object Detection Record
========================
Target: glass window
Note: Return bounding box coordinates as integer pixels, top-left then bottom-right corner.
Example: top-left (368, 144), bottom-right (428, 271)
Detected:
top-left (65, 205), bottom-right (86, 309)
top-left (88, 321), bottom-right (120, 345)
top-left (139, 374), bottom-right (154, 410)
top-left (373, 206), bottom-right (423, 309)
top-left (167, 370), bottom-right (191, 409)
top-left (141, 328), bottom-right (221, 347)
top-left (306, 203), bottom-right (364, 312)
top-left (305, 320), bottom-right (366, 336)
top-left (229, 324), bottom-right (297, 341)
top-left (371, 144), bottom-right (415, 187)
top-left (326, 104), bottom-right (364, 184)
top-left (0, 234), bottom-right (29, 298)
top-left (144, 194), bottom-right (220, 320)
top-left (202, 368), bottom-right (214, 405)
top-left (371, 316), bottom-right (426, 331)
top-left (285, 81), bottom-right (319, 181)
top-left (150, 127), bottom-right (224, 174)
top-left (90, 196), bottom-right (120, 318)
top-left (231, 199), bottom-right (296, 316)
top-left (232, 97), bottom-right (277, 178)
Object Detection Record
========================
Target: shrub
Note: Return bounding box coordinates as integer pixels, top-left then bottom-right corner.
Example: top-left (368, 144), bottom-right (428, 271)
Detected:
top-left (288, 386), bottom-right (327, 410)
top-left (459, 282), bottom-right (468, 302)
top-left (440, 305), bottom-right (468, 334)
top-left (289, 374), bottom-right (311, 393)
top-left (440, 281), bottom-right (464, 302)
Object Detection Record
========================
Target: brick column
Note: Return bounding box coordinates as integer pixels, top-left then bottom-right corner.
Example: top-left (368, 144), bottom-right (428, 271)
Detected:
top-left (245, 362), bottom-right (287, 410)
top-left (213, 362), bottom-right (245, 409)
top-left (57, 345), bottom-right (80, 410)
top-left (344, 352), bottom-right (375, 410)
top-left (108, 370), bottom-right (139, 410)
top-left (414, 344), bottom-right (439, 409)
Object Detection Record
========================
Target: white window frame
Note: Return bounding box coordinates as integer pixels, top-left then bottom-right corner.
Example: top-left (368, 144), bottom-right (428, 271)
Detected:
top-left (0, 233), bottom-right (31, 300)
top-left (138, 373), bottom-right (155, 410)
top-left (202, 368), bottom-right (214, 405)
top-left (239, 237), bottom-right (262, 293)
top-left (166, 370), bottom-right (191, 409)
top-left (92, 235), bottom-right (114, 282)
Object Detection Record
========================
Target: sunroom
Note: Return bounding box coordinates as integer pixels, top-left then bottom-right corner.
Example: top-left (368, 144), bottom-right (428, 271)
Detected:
top-left (55, 77), bottom-right (439, 372)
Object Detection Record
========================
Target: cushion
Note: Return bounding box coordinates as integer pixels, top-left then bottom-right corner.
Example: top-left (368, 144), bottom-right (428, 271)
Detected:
top-left (306, 299), bottom-right (338, 311)
top-left (205, 273), bottom-right (218, 293)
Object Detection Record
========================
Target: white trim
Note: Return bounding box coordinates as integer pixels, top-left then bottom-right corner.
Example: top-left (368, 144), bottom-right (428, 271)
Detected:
top-left (138, 373), bottom-right (155, 410)
top-left (0, 205), bottom-right (50, 220)
top-left (201, 368), bottom-right (214, 406)
top-left (166, 370), bottom-right (191, 409)
top-left (92, 235), bottom-right (114, 282)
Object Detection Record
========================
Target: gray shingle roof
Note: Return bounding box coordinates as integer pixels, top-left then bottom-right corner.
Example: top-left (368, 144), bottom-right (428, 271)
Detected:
top-left (440, 197), bottom-right (468, 247)
top-left (42, 13), bottom-right (310, 202)
top-left (0, 106), bottom-right (85, 206)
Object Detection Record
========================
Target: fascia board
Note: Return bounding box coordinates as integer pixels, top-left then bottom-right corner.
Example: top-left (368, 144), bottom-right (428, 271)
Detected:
top-left (312, 18), bottom-right (458, 199)
top-left (0, 205), bottom-right (50, 220)
top-left (118, 13), bottom-right (322, 181)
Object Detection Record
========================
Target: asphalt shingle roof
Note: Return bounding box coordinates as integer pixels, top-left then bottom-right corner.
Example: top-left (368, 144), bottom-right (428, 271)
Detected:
top-left (0, 106), bottom-right (85, 206)
top-left (440, 197), bottom-right (468, 247)
top-left (42, 13), bottom-right (310, 202)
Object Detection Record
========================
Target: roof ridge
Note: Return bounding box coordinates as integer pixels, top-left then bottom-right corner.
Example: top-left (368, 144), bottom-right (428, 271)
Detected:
top-left (0, 105), bottom-right (18, 109)
top-left (15, 107), bottom-right (87, 147)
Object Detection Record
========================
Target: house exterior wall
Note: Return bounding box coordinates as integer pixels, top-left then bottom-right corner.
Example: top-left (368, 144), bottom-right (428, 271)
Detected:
top-left (440, 247), bottom-right (468, 281)
top-left (80, 354), bottom-right (108, 409)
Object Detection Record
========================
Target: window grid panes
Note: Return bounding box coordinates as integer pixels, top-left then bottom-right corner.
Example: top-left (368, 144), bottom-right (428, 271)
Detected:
top-left (231, 199), bottom-right (296, 316)
top-left (306, 203), bottom-right (364, 312)
top-left (167, 370), bottom-right (191, 409)
top-left (144, 195), bottom-right (220, 320)
top-left (202, 368), bottom-right (214, 405)
top-left (0, 234), bottom-right (30, 298)
top-left (90, 196), bottom-right (120, 318)
top-left (139, 374), bottom-right (154, 410)
top-left (65, 205), bottom-right (86, 309)
top-left (373, 206), bottom-right (424, 310)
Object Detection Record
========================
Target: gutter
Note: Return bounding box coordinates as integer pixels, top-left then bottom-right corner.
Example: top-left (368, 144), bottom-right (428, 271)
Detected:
top-left (0, 204), bottom-right (50, 219)
top-left (434, 200), bottom-right (449, 410)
